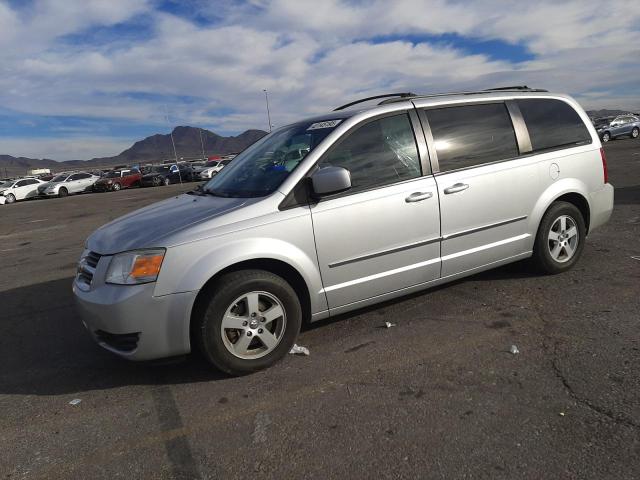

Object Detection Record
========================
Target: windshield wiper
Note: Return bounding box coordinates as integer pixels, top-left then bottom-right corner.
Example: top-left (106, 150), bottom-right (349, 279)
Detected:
top-left (202, 189), bottom-right (232, 198)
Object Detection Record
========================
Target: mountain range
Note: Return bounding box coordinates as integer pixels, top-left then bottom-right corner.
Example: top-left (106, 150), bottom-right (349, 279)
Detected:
top-left (0, 126), bottom-right (267, 177)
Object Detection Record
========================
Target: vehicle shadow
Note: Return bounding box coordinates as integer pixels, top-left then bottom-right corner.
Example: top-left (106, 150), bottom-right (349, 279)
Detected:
top-left (0, 277), bottom-right (224, 396)
top-left (0, 260), bottom-right (541, 395)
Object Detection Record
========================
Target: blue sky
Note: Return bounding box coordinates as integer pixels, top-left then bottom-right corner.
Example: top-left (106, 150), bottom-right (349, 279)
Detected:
top-left (0, 0), bottom-right (639, 160)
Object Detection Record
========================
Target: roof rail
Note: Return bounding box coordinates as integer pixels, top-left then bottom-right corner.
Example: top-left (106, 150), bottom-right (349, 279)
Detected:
top-left (378, 86), bottom-right (549, 106)
top-left (484, 85), bottom-right (547, 92)
top-left (334, 93), bottom-right (417, 111)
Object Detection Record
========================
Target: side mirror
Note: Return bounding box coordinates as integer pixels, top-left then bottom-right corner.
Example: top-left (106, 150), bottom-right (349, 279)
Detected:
top-left (311, 166), bottom-right (351, 196)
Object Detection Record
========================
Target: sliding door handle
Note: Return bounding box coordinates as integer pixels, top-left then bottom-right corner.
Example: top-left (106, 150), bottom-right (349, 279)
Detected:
top-left (444, 183), bottom-right (469, 194)
top-left (405, 191), bottom-right (433, 202)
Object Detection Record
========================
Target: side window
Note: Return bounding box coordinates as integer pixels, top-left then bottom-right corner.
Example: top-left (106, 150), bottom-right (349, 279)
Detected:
top-left (69, 174), bottom-right (81, 180)
top-left (426, 103), bottom-right (518, 172)
top-left (16, 180), bottom-right (27, 187)
top-left (27, 179), bottom-right (39, 185)
top-left (516, 99), bottom-right (591, 152)
top-left (319, 113), bottom-right (421, 193)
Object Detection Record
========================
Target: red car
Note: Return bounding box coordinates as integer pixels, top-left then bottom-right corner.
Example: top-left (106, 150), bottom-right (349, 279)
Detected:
top-left (93, 168), bottom-right (142, 192)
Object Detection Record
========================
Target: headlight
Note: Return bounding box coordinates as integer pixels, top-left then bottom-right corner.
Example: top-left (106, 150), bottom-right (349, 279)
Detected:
top-left (105, 249), bottom-right (166, 285)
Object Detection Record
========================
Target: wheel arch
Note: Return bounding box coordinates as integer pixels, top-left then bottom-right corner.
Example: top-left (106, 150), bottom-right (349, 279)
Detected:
top-left (531, 182), bottom-right (591, 242)
top-left (188, 258), bottom-right (313, 350)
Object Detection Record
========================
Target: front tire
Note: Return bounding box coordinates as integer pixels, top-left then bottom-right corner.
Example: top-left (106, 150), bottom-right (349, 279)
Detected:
top-left (58, 187), bottom-right (68, 198)
top-left (5, 193), bottom-right (15, 204)
top-left (112, 182), bottom-right (121, 191)
top-left (631, 127), bottom-right (639, 139)
top-left (601, 132), bottom-right (611, 142)
top-left (195, 270), bottom-right (302, 375)
top-left (532, 202), bottom-right (586, 274)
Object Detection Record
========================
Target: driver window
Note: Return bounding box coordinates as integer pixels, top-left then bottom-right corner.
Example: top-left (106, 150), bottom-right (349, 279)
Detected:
top-left (319, 113), bottom-right (421, 193)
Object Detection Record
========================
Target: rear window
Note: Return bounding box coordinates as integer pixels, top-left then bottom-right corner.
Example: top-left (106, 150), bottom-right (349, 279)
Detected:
top-left (425, 103), bottom-right (518, 172)
top-left (516, 99), bottom-right (591, 152)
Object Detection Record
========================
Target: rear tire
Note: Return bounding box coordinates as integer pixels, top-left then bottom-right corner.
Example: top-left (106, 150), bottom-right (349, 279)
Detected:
top-left (58, 187), bottom-right (68, 198)
top-left (632, 127), bottom-right (639, 139)
top-left (5, 193), bottom-right (15, 204)
top-left (163, 177), bottom-right (171, 186)
top-left (601, 132), bottom-right (610, 142)
top-left (112, 182), bottom-right (121, 191)
top-left (195, 270), bottom-right (302, 375)
top-left (532, 201), bottom-right (586, 274)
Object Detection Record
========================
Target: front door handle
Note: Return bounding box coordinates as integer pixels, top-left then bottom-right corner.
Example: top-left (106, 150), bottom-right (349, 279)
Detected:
top-left (444, 183), bottom-right (469, 194)
top-left (405, 191), bottom-right (433, 203)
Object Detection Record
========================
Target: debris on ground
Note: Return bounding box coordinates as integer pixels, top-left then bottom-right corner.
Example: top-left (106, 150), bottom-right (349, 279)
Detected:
top-left (509, 345), bottom-right (520, 355)
top-left (289, 344), bottom-right (310, 356)
top-left (631, 256), bottom-right (640, 261)
top-left (559, 412), bottom-right (566, 417)
top-left (385, 321), bottom-right (396, 328)
top-left (68, 399), bottom-right (82, 406)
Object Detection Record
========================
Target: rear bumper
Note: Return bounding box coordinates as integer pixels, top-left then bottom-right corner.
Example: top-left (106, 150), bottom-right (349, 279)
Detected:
top-left (73, 278), bottom-right (197, 361)
top-left (589, 183), bottom-right (614, 233)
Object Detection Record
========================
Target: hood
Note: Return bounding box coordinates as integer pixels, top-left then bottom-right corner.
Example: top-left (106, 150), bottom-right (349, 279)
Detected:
top-left (87, 193), bottom-right (251, 254)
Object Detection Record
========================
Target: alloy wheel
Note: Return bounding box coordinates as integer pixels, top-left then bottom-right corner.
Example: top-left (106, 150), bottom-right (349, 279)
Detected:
top-left (220, 291), bottom-right (287, 360)
top-left (548, 215), bottom-right (579, 263)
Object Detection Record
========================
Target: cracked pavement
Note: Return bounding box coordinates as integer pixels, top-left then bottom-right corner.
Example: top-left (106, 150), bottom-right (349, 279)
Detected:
top-left (1, 139), bottom-right (639, 479)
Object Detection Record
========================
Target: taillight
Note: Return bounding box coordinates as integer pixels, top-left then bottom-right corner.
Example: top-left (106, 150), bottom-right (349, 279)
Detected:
top-left (600, 147), bottom-right (609, 184)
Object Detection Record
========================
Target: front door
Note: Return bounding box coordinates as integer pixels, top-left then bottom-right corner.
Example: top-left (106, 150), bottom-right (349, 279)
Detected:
top-left (422, 102), bottom-right (539, 277)
top-left (311, 113), bottom-right (441, 309)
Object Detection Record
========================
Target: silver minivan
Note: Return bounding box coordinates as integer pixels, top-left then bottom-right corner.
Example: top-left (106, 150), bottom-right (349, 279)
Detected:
top-left (73, 88), bottom-right (614, 375)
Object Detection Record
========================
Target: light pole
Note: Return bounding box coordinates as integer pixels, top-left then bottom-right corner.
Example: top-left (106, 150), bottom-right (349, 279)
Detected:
top-left (199, 128), bottom-right (206, 159)
top-left (263, 89), bottom-right (272, 132)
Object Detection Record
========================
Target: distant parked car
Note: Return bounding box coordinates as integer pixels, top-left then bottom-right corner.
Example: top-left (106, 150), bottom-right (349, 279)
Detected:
top-left (93, 168), bottom-right (142, 192)
top-left (140, 164), bottom-right (194, 187)
top-left (38, 172), bottom-right (100, 198)
top-left (199, 159), bottom-right (232, 180)
top-left (0, 177), bottom-right (46, 204)
top-left (595, 115), bottom-right (640, 142)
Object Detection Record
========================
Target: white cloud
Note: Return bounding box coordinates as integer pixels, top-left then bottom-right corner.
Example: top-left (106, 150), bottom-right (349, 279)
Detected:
top-left (0, 0), bottom-right (639, 159)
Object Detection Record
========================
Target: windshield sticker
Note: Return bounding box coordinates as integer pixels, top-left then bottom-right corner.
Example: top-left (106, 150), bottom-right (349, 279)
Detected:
top-left (307, 119), bottom-right (342, 130)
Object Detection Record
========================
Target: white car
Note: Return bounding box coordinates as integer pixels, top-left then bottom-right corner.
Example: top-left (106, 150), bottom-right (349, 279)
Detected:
top-left (38, 172), bottom-right (100, 198)
top-left (199, 159), bottom-right (231, 179)
top-left (0, 177), bottom-right (46, 204)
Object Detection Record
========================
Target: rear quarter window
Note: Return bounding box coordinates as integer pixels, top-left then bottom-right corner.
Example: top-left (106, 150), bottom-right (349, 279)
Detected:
top-left (516, 99), bottom-right (591, 152)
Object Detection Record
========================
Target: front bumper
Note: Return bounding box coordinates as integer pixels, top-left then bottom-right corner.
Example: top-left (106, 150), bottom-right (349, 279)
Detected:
top-left (39, 190), bottom-right (58, 196)
top-left (72, 260), bottom-right (198, 361)
top-left (589, 183), bottom-right (614, 233)
top-left (93, 183), bottom-right (113, 192)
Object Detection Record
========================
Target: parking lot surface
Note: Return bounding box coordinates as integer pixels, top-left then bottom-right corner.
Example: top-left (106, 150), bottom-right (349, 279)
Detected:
top-left (1, 141), bottom-right (639, 479)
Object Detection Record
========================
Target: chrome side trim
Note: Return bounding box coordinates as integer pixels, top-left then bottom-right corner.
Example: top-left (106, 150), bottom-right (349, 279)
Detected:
top-left (328, 237), bottom-right (440, 268)
top-left (441, 233), bottom-right (530, 261)
top-left (442, 215), bottom-right (527, 240)
top-left (323, 257), bottom-right (441, 293)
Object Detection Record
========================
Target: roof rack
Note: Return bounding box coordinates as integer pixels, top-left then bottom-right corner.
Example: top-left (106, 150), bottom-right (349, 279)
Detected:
top-left (483, 85), bottom-right (547, 92)
top-left (333, 93), bottom-right (417, 111)
top-left (378, 86), bottom-right (549, 105)
top-left (335, 87), bottom-right (549, 110)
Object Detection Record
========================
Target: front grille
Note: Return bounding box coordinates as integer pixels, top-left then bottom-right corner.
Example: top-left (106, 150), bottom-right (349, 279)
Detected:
top-left (76, 251), bottom-right (101, 290)
top-left (95, 330), bottom-right (140, 352)
top-left (85, 251), bottom-right (101, 269)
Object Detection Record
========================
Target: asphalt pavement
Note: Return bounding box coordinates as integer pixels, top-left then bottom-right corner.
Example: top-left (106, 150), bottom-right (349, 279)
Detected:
top-left (1, 141), bottom-right (639, 479)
